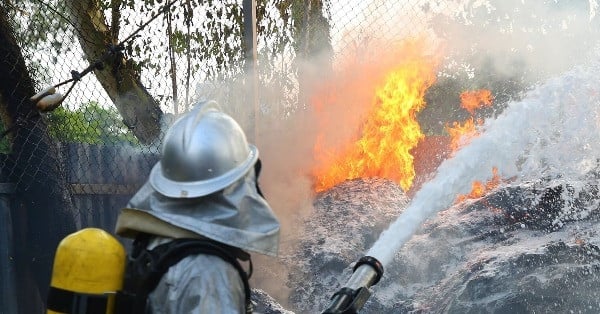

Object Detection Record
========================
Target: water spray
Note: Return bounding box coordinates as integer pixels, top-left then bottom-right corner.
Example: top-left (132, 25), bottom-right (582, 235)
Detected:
top-left (321, 256), bottom-right (384, 314)
top-left (320, 58), bottom-right (600, 312)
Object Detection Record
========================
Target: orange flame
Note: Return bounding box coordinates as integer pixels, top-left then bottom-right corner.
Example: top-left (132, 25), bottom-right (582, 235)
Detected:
top-left (446, 117), bottom-right (481, 152)
top-left (457, 167), bottom-right (502, 202)
top-left (460, 89), bottom-right (493, 115)
top-left (312, 46), bottom-right (438, 192)
top-left (449, 89), bottom-right (502, 202)
top-left (447, 89), bottom-right (493, 152)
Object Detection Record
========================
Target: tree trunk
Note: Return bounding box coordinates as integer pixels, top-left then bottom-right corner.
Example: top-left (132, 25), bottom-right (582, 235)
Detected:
top-left (65, 0), bottom-right (163, 145)
top-left (0, 8), bottom-right (77, 313)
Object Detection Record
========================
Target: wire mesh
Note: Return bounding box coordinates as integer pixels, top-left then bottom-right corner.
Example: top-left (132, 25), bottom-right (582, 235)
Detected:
top-left (2, 0), bottom-right (600, 313)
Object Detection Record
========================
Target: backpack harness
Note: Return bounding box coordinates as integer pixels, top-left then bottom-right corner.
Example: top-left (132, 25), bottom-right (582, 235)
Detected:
top-left (47, 160), bottom-right (266, 314)
top-left (114, 233), bottom-right (254, 314)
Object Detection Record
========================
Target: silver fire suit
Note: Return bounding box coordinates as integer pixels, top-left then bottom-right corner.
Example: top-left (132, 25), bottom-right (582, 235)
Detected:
top-left (115, 168), bottom-right (280, 313)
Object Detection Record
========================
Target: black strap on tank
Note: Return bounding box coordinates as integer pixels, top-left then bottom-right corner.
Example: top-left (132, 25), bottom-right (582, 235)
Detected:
top-left (46, 286), bottom-right (109, 314)
top-left (115, 234), bottom-right (253, 314)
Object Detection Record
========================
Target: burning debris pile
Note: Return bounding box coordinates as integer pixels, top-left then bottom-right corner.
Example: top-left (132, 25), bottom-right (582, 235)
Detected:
top-left (270, 176), bottom-right (600, 313)
top-left (255, 31), bottom-right (600, 313)
top-left (250, 62), bottom-right (600, 312)
top-left (251, 289), bottom-right (296, 314)
top-left (286, 178), bottom-right (408, 313)
top-left (387, 176), bottom-right (600, 313)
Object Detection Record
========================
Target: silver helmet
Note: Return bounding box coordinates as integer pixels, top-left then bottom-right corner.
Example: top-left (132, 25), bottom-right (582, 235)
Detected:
top-left (149, 101), bottom-right (258, 198)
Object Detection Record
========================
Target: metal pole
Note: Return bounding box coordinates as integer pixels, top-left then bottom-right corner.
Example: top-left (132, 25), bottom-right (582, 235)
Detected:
top-left (242, 0), bottom-right (259, 144)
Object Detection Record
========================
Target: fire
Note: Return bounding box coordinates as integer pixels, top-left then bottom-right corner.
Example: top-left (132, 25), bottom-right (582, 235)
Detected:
top-left (446, 117), bottom-right (480, 152)
top-left (456, 167), bottom-right (502, 202)
top-left (312, 46), bottom-right (438, 192)
top-left (449, 89), bottom-right (503, 202)
top-left (460, 89), bottom-right (492, 115)
top-left (446, 89), bottom-right (493, 152)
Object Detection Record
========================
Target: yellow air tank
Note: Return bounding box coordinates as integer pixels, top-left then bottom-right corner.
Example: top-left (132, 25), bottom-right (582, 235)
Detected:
top-left (47, 228), bottom-right (126, 314)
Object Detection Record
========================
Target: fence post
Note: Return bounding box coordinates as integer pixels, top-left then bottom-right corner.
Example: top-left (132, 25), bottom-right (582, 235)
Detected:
top-left (243, 0), bottom-right (259, 144)
top-left (0, 182), bottom-right (18, 314)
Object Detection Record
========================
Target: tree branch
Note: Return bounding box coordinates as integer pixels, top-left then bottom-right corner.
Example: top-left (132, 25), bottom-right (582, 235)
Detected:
top-left (65, 0), bottom-right (163, 145)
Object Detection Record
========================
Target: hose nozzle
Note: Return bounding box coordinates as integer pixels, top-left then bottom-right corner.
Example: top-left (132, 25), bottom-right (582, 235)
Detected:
top-left (322, 256), bottom-right (384, 314)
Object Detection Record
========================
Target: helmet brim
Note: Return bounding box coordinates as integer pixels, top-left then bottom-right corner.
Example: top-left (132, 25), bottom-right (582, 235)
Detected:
top-left (149, 144), bottom-right (259, 198)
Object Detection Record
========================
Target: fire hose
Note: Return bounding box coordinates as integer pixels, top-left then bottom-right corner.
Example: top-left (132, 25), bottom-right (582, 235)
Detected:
top-left (322, 256), bottom-right (384, 314)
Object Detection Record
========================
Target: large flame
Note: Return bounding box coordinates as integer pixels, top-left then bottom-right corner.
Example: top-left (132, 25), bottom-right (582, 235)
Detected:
top-left (313, 44), bottom-right (438, 192)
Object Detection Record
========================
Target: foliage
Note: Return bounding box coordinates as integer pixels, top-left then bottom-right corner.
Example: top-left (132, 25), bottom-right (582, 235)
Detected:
top-left (0, 123), bottom-right (9, 154)
top-left (126, 0), bottom-right (246, 85)
top-left (118, 0), bottom-right (307, 106)
top-left (287, 0), bottom-right (332, 59)
top-left (5, 0), bottom-right (331, 122)
top-left (5, 0), bottom-right (72, 83)
top-left (5, 0), bottom-right (71, 50)
top-left (47, 101), bottom-right (138, 144)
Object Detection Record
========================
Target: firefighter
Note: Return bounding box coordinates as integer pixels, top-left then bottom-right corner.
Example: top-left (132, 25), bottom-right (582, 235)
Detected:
top-left (114, 101), bottom-right (280, 313)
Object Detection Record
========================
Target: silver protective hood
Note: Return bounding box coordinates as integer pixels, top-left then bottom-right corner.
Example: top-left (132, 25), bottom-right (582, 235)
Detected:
top-left (116, 168), bottom-right (280, 256)
top-left (149, 101), bottom-right (259, 198)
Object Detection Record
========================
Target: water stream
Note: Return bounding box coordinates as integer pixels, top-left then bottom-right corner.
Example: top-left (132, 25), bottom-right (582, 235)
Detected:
top-left (367, 60), bottom-right (600, 266)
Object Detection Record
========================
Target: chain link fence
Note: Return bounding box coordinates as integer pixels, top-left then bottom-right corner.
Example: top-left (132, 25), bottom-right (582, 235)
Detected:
top-left (2, 0), bottom-right (600, 313)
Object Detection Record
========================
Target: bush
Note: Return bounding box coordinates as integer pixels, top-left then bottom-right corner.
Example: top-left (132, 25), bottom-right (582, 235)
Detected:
top-left (47, 101), bottom-right (139, 144)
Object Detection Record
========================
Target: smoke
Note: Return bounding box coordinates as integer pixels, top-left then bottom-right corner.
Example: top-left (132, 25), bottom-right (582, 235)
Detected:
top-left (203, 40), bottom-right (443, 304)
top-left (184, 0), bottom-right (600, 306)
top-left (429, 0), bottom-right (600, 80)
top-left (319, 0), bottom-right (600, 267)
top-left (329, 0), bottom-right (600, 82)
